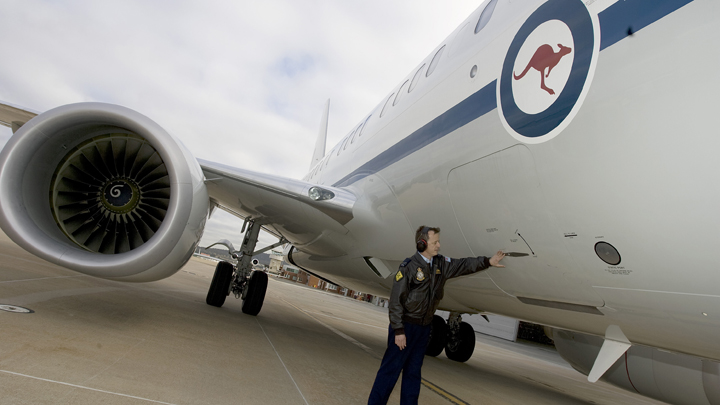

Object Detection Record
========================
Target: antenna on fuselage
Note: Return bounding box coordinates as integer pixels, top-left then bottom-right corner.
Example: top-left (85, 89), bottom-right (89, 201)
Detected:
top-left (309, 99), bottom-right (329, 170)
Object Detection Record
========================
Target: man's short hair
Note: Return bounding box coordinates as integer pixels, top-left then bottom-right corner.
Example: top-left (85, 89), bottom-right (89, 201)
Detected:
top-left (415, 226), bottom-right (440, 243)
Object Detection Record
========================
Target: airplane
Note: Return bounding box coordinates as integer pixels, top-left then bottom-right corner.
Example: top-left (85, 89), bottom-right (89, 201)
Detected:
top-left (0, 0), bottom-right (716, 403)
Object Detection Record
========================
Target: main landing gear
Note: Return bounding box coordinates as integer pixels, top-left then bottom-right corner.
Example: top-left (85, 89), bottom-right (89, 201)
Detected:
top-left (425, 312), bottom-right (476, 362)
top-left (205, 219), bottom-right (284, 316)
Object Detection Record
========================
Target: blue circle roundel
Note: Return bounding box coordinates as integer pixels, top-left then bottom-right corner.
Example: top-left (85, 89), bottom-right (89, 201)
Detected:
top-left (498, 0), bottom-right (599, 143)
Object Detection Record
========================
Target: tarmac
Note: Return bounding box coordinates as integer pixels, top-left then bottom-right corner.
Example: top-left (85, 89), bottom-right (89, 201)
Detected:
top-left (0, 229), bottom-right (666, 404)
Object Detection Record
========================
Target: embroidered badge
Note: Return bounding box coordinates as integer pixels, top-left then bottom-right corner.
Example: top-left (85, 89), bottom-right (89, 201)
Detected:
top-left (395, 270), bottom-right (403, 282)
top-left (416, 268), bottom-right (425, 281)
top-left (435, 268), bottom-right (441, 274)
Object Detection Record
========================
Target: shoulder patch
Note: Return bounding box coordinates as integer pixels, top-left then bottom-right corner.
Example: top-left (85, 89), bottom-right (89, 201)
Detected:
top-left (400, 258), bottom-right (411, 267)
top-left (395, 270), bottom-right (404, 282)
top-left (445, 256), bottom-right (451, 262)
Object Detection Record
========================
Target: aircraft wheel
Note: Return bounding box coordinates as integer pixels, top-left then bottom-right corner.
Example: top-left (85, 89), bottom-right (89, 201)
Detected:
top-left (242, 271), bottom-right (268, 316)
top-left (206, 261), bottom-right (234, 307)
top-left (445, 322), bottom-right (475, 362)
top-left (425, 315), bottom-right (448, 357)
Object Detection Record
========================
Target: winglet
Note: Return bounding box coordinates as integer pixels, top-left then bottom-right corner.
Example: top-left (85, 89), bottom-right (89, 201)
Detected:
top-left (587, 325), bottom-right (632, 382)
top-left (309, 99), bottom-right (329, 170)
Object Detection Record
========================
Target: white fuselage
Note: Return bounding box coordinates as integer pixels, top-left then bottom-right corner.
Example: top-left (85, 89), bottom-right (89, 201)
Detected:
top-left (287, 0), bottom-right (720, 363)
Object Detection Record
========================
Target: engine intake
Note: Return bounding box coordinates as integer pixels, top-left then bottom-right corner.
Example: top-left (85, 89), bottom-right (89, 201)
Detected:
top-left (0, 103), bottom-right (209, 280)
top-left (51, 133), bottom-right (172, 254)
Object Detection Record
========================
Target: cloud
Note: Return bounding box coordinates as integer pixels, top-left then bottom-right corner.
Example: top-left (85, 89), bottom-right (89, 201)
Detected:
top-left (0, 0), bottom-right (482, 248)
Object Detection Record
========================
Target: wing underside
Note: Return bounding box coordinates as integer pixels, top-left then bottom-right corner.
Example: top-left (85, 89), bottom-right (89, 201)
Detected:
top-left (199, 159), bottom-right (356, 256)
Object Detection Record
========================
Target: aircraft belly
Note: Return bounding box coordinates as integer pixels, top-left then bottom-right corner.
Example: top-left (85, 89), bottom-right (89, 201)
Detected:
top-left (448, 145), bottom-right (605, 307)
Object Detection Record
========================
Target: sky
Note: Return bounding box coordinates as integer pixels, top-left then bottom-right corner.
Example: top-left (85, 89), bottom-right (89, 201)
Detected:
top-left (0, 0), bottom-right (482, 251)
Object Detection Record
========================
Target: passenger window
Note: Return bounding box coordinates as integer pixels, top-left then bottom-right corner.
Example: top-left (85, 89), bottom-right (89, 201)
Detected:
top-left (359, 115), bottom-right (371, 137)
top-left (351, 122), bottom-right (364, 144)
top-left (380, 93), bottom-right (395, 118)
top-left (409, 64), bottom-right (426, 93)
top-left (426, 45), bottom-right (445, 77)
top-left (475, 0), bottom-right (498, 34)
top-left (393, 81), bottom-right (409, 106)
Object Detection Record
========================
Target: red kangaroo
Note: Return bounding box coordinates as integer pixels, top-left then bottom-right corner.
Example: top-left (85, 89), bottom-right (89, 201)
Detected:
top-left (513, 43), bottom-right (572, 95)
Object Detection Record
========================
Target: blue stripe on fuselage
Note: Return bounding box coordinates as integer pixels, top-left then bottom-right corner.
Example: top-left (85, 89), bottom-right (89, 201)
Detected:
top-left (599, 0), bottom-right (693, 50)
top-left (333, 81), bottom-right (497, 188)
top-left (332, 0), bottom-right (694, 188)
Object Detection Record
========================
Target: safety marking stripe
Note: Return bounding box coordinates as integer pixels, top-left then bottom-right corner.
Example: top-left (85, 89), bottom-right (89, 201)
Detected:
top-left (281, 297), bottom-right (471, 405)
top-left (421, 379), bottom-right (472, 405)
top-left (0, 369), bottom-right (177, 404)
top-left (255, 318), bottom-right (310, 405)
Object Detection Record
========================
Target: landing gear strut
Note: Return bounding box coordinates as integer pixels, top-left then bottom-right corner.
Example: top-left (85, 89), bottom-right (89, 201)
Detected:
top-left (444, 312), bottom-right (476, 362)
top-left (205, 219), bottom-right (285, 316)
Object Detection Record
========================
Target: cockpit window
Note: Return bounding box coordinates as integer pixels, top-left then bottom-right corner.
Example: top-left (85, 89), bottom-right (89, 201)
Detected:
top-left (426, 45), bottom-right (445, 77)
top-left (475, 0), bottom-right (498, 34)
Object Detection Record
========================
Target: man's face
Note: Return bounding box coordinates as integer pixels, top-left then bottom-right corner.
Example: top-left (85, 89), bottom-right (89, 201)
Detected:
top-left (426, 231), bottom-right (440, 256)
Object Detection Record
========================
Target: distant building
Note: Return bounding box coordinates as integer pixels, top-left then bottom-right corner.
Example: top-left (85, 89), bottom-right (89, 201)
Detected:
top-left (280, 264), bottom-right (301, 281)
top-left (268, 250), bottom-right (283, 275)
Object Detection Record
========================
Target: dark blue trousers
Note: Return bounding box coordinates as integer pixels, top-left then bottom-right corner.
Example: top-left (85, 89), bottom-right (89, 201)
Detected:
top-left (368, 323), bottom-right (431, 405)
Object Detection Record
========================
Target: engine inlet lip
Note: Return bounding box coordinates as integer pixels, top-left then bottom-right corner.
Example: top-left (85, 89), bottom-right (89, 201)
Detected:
top-left (0, 102), bottom-right (196, 278)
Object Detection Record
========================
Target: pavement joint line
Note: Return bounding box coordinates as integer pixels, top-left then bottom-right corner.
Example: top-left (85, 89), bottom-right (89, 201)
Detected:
top-left (0, 275), bottom-right (87, 284)
top-left (81, 339), bottom-right (146, 386)
top-left (282, 298), bottom-right (378, 358)
top-left (0, 369), bottom-right (178, 404)
top-left (0, 253), bottom-right (67, 269)
top-left (281, 298), bottom-right (471, 405)
top-left (302, 310), bottom-right (387, 330)
top-left (255, 318), bottom-right (310, 405)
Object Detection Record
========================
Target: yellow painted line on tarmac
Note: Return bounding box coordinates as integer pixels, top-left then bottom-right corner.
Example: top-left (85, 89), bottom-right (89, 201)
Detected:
top-left (421, 378), bottom-right (471, 405)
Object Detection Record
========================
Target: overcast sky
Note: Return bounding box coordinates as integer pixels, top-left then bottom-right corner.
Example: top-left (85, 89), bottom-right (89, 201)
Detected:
top-left (0, 0), bottom-right (482, 250)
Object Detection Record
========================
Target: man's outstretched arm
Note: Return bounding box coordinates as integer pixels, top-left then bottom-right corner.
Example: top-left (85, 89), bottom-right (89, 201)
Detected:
top-left (445, 251), bottom-right (506, 279)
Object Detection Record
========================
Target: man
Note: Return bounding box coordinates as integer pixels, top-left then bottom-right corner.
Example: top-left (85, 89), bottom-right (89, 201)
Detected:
top-left (368, 226), bottom-right (506, 405)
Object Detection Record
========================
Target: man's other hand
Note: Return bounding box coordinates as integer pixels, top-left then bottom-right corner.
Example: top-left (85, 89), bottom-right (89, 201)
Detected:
top-left (489, 251), bottom-right (506, 268)
top-left (395, 335), bottom-right (407, 350)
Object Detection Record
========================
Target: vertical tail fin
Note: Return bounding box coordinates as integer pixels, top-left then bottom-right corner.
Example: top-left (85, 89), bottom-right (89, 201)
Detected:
top-left (309, 99), bottom-right (329, 170)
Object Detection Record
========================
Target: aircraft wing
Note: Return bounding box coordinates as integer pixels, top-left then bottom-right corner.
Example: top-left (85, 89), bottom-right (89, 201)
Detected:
top-left (0, 101), bottom-right (39, 131)
top-left (0, 100), bottom-right (356, 245)
top-left (199, 159), bottom-right (356, 245)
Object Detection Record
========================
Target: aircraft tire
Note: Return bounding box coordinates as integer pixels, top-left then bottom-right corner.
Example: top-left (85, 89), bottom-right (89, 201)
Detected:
top-left (242, 270), bottom-right (268, 316)
top-left (445, 322), bottom-right (475, 362)
top-left (206, 261), bottom-right (234, 307)
top-left (425, 315), bottom-right (448, 357)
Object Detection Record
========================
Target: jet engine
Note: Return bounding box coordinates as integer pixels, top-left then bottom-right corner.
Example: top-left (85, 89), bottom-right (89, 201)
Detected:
top-left (0, 103), bottom-right (209, 281)
top-left (547, 328), bottom-right (720, 405)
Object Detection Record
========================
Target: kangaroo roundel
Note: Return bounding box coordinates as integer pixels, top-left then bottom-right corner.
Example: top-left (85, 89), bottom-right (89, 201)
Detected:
top-left (498, 0), bottom-right (599, 143)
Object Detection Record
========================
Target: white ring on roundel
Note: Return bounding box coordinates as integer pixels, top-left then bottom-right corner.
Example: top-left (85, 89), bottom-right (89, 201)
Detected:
top-left (511, 20), bottom-right (574, 115)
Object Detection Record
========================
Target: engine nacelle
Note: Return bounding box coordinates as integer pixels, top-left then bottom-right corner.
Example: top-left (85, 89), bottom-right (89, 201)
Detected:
top-left (548, 328), bottom-right (720, 405)
top-left (0, 102), bottom-right (209, 281)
